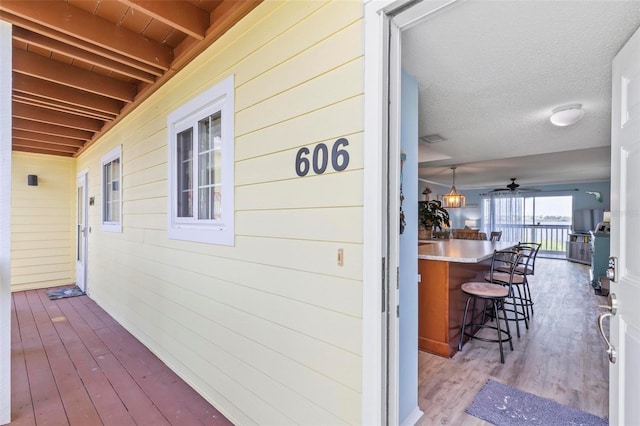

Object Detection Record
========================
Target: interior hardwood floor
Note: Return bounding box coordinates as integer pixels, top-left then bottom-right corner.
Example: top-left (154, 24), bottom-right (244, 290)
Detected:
top-left (416, 257), bottom-right (609, 425)
top-left (11, 287), bottom-right (232, 426)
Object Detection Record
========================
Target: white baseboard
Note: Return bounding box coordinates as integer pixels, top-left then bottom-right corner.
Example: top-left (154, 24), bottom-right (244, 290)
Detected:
top-left (400, 406), bottom-right (424, 426)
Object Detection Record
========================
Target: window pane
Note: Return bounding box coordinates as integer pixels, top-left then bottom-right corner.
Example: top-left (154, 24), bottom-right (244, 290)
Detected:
top-left (197, 113), bottom-right (221, 220)
top-left (534, 196), bottom-right (572, 225)
top-left (177, 129), bottom-right (193, 218)
top-left (103, 158), bottom-right (121, 223)
top-left (111, 159), bottom-right (120, 222)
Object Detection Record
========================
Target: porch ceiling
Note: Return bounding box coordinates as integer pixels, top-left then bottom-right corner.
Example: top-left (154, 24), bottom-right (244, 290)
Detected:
top-left (1, 0), bottom-right (261, 157)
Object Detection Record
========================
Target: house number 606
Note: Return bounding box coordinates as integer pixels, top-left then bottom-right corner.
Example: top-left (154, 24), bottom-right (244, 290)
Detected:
top-left (295, 138), bottom-right (350, 177)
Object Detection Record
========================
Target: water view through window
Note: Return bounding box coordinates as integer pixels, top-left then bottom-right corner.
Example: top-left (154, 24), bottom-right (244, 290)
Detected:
top-left (483, 195), bottom-right (573, 252)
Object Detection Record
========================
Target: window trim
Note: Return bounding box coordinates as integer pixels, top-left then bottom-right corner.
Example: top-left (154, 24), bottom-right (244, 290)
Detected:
top-left (100, 145), bottom-right (122, 233)
top-left (166, 75), bottom-right (234, 246)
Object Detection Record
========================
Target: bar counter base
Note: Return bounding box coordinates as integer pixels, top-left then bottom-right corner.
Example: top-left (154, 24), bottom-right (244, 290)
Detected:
top-left (418, 258), bottom-right (491, 358)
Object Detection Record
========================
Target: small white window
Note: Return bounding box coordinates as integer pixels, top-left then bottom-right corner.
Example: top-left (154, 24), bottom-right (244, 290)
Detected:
top-left (101, 145), bottom-right (122, 232)
top-left (167, 75), bottom-right (234, 245)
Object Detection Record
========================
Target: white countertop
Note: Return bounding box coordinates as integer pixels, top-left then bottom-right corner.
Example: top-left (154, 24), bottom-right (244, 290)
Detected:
top-left (418, 239), bottom-right (516, 263)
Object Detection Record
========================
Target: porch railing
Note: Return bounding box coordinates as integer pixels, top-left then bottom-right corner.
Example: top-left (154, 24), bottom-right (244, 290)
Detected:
top-left (489, 224), bottom-right (572, 253)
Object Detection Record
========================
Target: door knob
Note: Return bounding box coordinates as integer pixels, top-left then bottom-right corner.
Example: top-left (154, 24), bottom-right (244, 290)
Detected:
top-left (597, 312), bottom-right (617, 364)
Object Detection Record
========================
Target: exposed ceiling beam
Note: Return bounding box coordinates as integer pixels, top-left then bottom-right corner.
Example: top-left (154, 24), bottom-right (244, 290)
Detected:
top-left (173, 0), bottom-right (262, 70)
top-left (12, 93), bottom-right (116, 121)
top-left (13, 118), bottom-right (93, 141)
top-left (13, 49), bottom-right (137, 102)
top-left (13, 73), bottom-right (123, 116)
top-left (13, 130), bottom-right (85, 147)
top-left (12, 27), bottom-right (157, 83)
top-left (12, 140), bottom-right (78, 155)
top-left (0, 11), bottom-right (165, 76)
top-left (0, 1), bottom-right (173, 69)
top-left (13, 103), bottom-right (103, 132)
top-left (120, 0), bottom-right (209, 40)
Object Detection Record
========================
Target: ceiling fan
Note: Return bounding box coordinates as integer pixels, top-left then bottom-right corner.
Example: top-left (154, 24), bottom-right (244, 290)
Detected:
top-left (489, 178), bottom-right (541, 194)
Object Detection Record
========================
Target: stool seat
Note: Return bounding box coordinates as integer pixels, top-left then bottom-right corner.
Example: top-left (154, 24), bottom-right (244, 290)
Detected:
top-left (462, 282), bottom-right (509, 298)
top-left (458, 249), bottom-right (519, 364)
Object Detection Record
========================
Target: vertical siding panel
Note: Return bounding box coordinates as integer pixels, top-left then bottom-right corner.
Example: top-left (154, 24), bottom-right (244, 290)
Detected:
top-left (75, 1), bottom-right (365, 424)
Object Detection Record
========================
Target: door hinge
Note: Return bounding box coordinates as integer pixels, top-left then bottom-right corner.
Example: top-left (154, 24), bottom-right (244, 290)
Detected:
top-left (396, 304), bottom-right (400, 318)
top-left (397, 266), bottom-right (400, 289)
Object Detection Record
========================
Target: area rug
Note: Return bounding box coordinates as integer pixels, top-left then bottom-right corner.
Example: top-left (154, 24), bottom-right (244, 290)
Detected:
top-left (47, 285), bottom-right (85, 300)
top-left (466, 379), bottom-right (608, 425)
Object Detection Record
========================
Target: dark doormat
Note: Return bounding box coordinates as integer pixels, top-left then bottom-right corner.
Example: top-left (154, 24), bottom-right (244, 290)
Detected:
top-left (467, 379), bottom-right (608, 425)
top-left (47, 285), bottom-right (85, 300)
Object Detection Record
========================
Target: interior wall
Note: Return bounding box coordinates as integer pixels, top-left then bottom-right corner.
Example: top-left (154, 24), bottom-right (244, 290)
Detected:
top-left (398, 70), bottom-right (420, 424)
top-left (10, 152), bottom-right (76, 292)
top-left (74, 1), bottom-right (365, 424)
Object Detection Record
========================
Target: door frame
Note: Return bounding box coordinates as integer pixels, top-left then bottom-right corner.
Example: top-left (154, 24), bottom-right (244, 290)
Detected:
top-left (0, 19), bottom-right (12, 425)
top-left (76, 170), bottom-right (89, 293)
top-left (362, 1), bottom-right (459, 424)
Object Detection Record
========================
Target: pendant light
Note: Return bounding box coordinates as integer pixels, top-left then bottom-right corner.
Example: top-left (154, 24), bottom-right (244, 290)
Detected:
top-left (441, 165), bottom-right (466, 208)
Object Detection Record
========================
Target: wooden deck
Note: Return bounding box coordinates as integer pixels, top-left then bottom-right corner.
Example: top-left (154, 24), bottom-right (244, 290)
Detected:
top-left (417, 257), bottom-right (609, 424)
top-left (9, 258), bottom-right (609, 425)
top-left (10, 288), bottom-right (232, 426)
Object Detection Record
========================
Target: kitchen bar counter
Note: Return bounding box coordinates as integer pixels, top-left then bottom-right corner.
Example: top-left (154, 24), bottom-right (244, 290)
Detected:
top-left (419, 239), bottom-right (516, 262)
top-left (418, 239), bottom-right (516, 357)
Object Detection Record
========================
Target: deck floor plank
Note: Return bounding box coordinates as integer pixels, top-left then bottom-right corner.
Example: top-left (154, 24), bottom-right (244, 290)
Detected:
top-left (10, 288), bottom-right (232, 426)
top-left (11, 295), bottom-right (35, 426)
top-left (12, 292), bottom-right (68, 426)
top-left (25, 291), bottom-right (103, 426)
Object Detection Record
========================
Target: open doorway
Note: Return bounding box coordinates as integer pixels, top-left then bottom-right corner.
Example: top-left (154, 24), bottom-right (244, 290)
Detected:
top-left (372, 0), bottom-right (640, 424)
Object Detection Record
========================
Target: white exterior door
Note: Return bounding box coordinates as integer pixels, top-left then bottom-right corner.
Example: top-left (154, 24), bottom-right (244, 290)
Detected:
top-left (76, 172), bottom-right (88, 292)
top-left (607, 25), bottom-right (640, 425)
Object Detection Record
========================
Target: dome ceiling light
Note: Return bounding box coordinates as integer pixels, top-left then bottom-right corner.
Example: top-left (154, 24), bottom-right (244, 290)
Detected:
top-left (550, 104), bottom-right (584, 127)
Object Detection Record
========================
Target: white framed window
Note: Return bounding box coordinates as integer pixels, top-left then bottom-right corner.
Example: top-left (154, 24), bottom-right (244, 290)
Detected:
top-left (101, 145), bottom-right (122, 232)
top-left (167, 75), bottom-right (234, 246)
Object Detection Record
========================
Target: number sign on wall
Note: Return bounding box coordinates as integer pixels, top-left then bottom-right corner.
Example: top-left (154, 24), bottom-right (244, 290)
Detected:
top-left (295, 138), bottom-right (350, 177)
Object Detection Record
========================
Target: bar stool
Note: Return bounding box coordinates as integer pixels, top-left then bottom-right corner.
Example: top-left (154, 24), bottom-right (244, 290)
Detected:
top-left (495, 242), bottom-right (539, 321)
top-left (458, 249), bottom-right (519, 363)
top-left (486, 249), bottom-right (530, 338)
top-left (515, 241), bottom-right (541, 314)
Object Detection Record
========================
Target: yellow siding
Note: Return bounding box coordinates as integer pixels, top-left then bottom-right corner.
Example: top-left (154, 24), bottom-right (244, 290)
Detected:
top-left (11, 152), bottom-right (76, 292)
top-left (75, 0), bottom-right (364, 424)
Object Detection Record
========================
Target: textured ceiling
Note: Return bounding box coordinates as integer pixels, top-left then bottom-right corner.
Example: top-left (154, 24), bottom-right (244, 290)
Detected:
top-left (401, 0), bottom-right (640, 189)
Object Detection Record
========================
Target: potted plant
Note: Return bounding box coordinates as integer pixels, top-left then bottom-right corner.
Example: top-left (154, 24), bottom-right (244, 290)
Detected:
top-left (419, 200), bottom-right (451, 238)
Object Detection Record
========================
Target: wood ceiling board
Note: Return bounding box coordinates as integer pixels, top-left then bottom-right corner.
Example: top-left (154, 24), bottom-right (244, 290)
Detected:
top-left (4, 0), bottom-right (262, 158)
top-left (93, 1), bottom-right (131, 28)
top-left (121, 0), bottom-right (210, 40)
top-left (12, 93), bottom-right (116, 122)
top-left (140, 17), bottom-right (177, 46)
top-left (7, 20), bottom-right (163, 78)
top-left (13, 103), bottom-right (104, 132)
top-left (13, 118), bottom-right (93, 141)
top-left (12, 145), bottom-right (75, 157)
top-left (13, 75), bottom-right (123, 116)
top-left (12, 140), bottom-right (79, 154)
top-left (173, 0), bottom-right (261, 68)
top-left (0, 1), bottom-right (173, 69)
top-left (13, 48), bottom-right (137, 102)
top-left (13, 130), bottom-right (85, 147)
